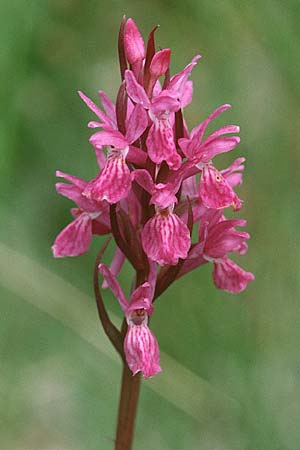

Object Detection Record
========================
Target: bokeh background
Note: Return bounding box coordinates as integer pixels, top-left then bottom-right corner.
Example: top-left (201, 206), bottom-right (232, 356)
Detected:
top-left (1, 0), bottom-right (300, 449)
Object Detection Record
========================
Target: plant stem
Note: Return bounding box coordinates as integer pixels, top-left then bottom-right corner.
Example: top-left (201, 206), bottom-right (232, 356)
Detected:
top-left (115, 361), bottom-right (141, 450)
top-left (93, 239), bottom-right (124, 360)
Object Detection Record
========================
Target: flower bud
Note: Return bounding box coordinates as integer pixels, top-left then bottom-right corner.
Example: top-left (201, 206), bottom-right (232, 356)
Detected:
top-left (124, 18), bottom-right (145, 64)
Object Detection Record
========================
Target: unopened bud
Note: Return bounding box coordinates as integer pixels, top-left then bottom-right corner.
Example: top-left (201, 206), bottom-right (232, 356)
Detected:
top-left (124, 18), bottom-right (145, 64)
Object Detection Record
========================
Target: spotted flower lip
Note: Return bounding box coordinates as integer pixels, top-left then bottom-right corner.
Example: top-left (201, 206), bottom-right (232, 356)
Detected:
top-left (142, 210), bottom-right (191, 266)
top-left (200, 164), bottom-right (242, 211)
top-left (133, 169), bottom-right (191, 265)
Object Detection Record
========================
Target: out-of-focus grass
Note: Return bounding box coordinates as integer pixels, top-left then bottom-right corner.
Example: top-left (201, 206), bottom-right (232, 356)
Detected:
top-left (1, 0), bottom-right (300, 449)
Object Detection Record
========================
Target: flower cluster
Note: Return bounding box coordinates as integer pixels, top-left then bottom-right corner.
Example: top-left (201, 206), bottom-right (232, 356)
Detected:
top-left (52, 18), bottom-right (254, 378)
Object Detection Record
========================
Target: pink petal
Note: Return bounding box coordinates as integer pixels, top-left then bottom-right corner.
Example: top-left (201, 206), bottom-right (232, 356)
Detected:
top-left (127, 145), bottom-right (147, 166)
top-left (221, 157), bottom-right (245, 187)
top-left (204, 125), bottom-right (240, 143)
top-left (178, 136), bottom-right (197, 159)
top-left (55, 182), bottom-right (98, 213)
top-left (128, 282), bottom-right (153, 315)
top-left (149, 49), bottom-right (171, 78)
top-left (204, 220), bottom-right (250, 259)
top-left (133, 169), bottom-right (155, 194)
top-left (179, 105), bottom-right (233, 160)
top-left (125, 104), bottom-right (148, 144)
top-left (94, 146), bottom-right (107, 170)
top-left (153, 79), bottom-right (162, 97)
top-left (52, 214), bottom-right (92, 257)
top-left (150, 184), bottom-right (178, 209)
top-left (190, 104), bottom-right (232, 141)
top-left (124, 324), bottom-right (161, 378)
top-left (181, 175), bottom-right (198, 198)
top-left (56, 170), bottom-right (87, 190)
top-left (124, 18), bottom-right (145, 64)
top-left (78, 91), bottom-right (108, 125)
top-left (142, 212), bottom-right (191, 266)
top-left (102, 247), bottom-right (125, 289)
top-left (88, 121), bottom-right (102, 128)
top-left (146, 118), bottom-right (181, 170)
top-left (168, 55), bottom-right (201, 96)
top-left (199, 136), bottom-right (240, 162)
top-left (83, 154), bottom-right (131, 204)
top-left (98, 91), bottom-right (116, 126)
top-left (98, 263), bottom-right (128, 312)
top-left (150, 94), bottom-right (181, 115)
top-left (180, 80), bottom-right (193, 108)
top-left (125, 70), bottom-right (150, 107)
top-left (200, 165), bottom-right (241, 210)
top-left (213, 257), bottom-right (254, 293)
top-left (89, 130), bottom-right (128, 149)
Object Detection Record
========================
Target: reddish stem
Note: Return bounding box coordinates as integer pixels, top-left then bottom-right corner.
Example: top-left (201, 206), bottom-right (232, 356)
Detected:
top-left (115, 359), bottom-right (141, 450)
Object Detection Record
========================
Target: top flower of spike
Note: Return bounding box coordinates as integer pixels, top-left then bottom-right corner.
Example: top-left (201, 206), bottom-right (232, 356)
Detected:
top-left (52, 16), bottom-right (254, 376)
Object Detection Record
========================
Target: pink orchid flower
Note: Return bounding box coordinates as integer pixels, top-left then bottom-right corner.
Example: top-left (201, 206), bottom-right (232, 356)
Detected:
top-left (99, 263), bottom-right (161, 378)
top-left (134, 169), bottom-right (191, 266)
top-left (82, 104), bottom-right (148, 204)
top-left (52, 171), bottom-right (110, 257)
top-left (124, 56), bottom-right (200, 170)
top-left (179, 104), bottom-right (242, 210)
top-left (179, 209), bottom-right (254, 293)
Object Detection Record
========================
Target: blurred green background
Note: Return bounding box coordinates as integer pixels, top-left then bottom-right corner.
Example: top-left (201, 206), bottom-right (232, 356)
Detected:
top-left (1, 0), bottom-right (300, 449)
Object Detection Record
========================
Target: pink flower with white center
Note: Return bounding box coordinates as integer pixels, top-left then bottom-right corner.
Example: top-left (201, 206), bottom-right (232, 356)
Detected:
top-left (52, 171), bottom-right (110, 258)
top-left (83, 104), bottom-right (148, 204)
top-left (179, 104), bottom-right (242, 210)
top-left (125, 56), bottom-right (200, 170)
top-left (134, 169), bottom-right (191, 266)
top-left (98, 263), bottom-right (161, 378)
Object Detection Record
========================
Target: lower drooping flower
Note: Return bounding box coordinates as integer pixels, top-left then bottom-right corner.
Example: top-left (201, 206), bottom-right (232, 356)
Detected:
top-left (98, 263), bottom-right (161, 378)
top-left (125, 309), bottom-right (161, 378)
top-left (142, 208), bottom-right (191, 266)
